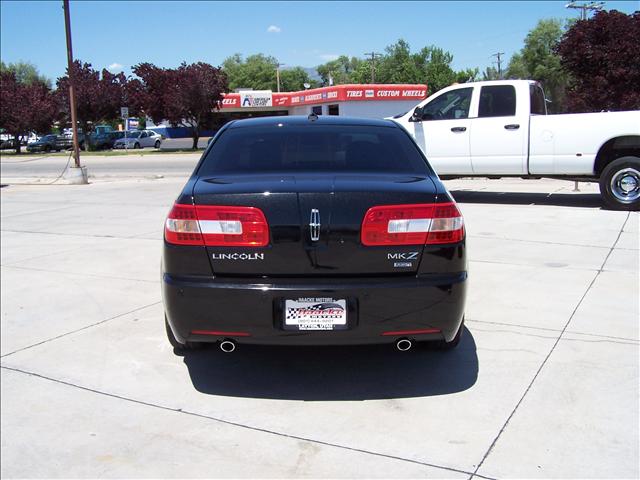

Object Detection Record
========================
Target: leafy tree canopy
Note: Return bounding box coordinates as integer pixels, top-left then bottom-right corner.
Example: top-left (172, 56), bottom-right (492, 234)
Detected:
top-left (507, 19), bottom-right (568, 111)
top-left (223, 54), bottom-right (278, 91)
top-left (0, 61), bottom-right (51, 88)
top-left (132, 61), bottom-right (228, 149)
top-left (557, 10), bottom-right (640, 112)
top-left (0, 70), bottom-right (56, 152)
top-left (56, 61), bottom-right (128, 132)
top-left (316, 56), bottom-right (364, 85)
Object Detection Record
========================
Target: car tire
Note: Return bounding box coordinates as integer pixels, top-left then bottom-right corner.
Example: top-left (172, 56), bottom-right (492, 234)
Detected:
top-left (134, 142), bottom-right (141, 149)
top-left (599, 156), bottom-right (640, 211)
top-left (154, 140), bottom-right (161, 149)
top-left (165, 317), bottom-right (205, 352)
top-left (44, 145), bottom-right (51, 152)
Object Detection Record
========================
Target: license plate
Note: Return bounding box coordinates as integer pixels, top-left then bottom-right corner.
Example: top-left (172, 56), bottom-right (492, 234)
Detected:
top-left (284, 298), bottom-right (347, 330)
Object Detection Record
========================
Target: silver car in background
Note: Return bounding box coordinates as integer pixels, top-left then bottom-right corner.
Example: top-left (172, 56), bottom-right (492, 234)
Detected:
top-left (113, 130), bottom-right (162, 149)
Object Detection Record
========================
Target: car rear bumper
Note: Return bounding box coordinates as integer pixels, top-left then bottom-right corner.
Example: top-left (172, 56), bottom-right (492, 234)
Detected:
top-left (163, 273), bottom-right (467, 346)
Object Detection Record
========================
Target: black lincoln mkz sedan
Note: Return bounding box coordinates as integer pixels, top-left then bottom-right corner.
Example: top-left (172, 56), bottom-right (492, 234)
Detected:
top-left (162, 116), bottom-right (467, 353)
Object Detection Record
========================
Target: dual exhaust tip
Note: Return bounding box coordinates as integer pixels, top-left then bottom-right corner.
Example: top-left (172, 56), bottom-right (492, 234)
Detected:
top-left (220, 338), bottom-right (413, 353)
top-left (396, 338), bottom-right (413, 351)
top-left (219, 340), bottom-right (236, 353)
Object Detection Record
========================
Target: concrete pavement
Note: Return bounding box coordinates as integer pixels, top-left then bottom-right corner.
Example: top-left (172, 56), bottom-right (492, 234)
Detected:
top-left (0, 168), bottom-right (638, 478)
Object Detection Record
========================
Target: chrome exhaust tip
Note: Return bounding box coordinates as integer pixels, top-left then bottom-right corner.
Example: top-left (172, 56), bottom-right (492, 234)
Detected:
top-left (396, 338), bottom-right (412, 352)
top-left (220, 340), bottom-right (236, 353)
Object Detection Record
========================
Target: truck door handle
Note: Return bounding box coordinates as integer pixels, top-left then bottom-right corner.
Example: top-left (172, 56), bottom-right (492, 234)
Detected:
top-left (504, 124), bottom-right (520, 130)
top-left (450, 127), bottom-right (467, 132)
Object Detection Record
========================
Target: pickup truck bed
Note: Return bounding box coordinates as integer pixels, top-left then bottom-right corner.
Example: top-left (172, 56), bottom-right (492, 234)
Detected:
top-left (393, 79), bottom-right (640, 210)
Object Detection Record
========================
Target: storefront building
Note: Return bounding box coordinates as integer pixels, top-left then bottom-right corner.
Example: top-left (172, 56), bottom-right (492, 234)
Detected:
top-left (148, 84), bottom-right (428, 138)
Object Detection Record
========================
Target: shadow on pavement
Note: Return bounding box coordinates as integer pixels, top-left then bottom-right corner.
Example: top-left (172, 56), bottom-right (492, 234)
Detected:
top-left (450, 190), bottom-right (603, 208)
top-left (182, 328), bottom-right (478, 401)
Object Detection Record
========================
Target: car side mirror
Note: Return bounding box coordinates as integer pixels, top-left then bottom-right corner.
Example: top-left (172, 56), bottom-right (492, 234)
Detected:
top-left (410, 106), bottom-right (423, 122)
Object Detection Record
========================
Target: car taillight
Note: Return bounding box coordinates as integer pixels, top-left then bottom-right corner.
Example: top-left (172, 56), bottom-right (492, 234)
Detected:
top-left (165, 204), bottom-right (269, 247)
top-left (361, 202), bottom-right (464, 246)
top-left (165, 204), bottom-right (203, 245)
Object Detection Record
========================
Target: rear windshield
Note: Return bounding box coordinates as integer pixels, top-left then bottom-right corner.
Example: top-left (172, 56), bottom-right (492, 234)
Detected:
top-left (199, 124), bottom-right (430, 175)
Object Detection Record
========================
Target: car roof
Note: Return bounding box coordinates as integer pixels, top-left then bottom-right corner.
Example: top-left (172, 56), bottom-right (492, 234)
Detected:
top-left (227, 115), bottom-right (398, 129)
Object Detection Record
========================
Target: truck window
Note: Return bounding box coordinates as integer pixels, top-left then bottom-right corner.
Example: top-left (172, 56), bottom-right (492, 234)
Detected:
top-left (421, 88), bottom-right (472, 121)
top-left (478, 85), bottom-right (516, 117)
top-left (530, 85), bottom-right (547, 115)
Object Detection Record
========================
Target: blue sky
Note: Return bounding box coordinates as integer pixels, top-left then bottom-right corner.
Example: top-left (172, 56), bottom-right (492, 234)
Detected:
top-left (1, 0), bottom-right (638, 83)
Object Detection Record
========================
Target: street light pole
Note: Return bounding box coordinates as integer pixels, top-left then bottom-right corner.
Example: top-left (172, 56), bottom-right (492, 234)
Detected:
top-left (276, 63), bottom-right (285, 92)
top-left (62, 0), bottom-right (81, 168)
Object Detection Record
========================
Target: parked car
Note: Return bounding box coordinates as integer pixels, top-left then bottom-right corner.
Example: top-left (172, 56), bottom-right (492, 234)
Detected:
top-left (113, 130), bottom-right (162, 149)
top-left (90, 130), bottom-right (123, 150)
top-left (26, 134), bottom-right (60, 153)
top-left (0, 138), bottom-right (19, 150)
top-left (163, 116), bottom-right (467, 353)
top-left (392, 79), bottom-right (640, 210)
top-left (55, 131), bottom-right (85, 151)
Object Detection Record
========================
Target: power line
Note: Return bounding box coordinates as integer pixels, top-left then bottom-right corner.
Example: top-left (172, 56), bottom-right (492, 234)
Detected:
top-left (364, 52), bottom-right (382, 83)
top-left (490, 52), bottom-right (505, 79)
top-left (565, 1), bottom-right (605, 20)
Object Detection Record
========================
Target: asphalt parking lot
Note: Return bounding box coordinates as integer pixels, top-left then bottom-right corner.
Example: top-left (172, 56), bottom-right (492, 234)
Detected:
top-left (1, 154), bottom-right (638, 478)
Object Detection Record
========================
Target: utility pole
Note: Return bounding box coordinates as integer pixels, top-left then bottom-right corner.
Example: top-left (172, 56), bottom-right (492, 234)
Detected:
top-left (565, 1), bottom-right (605, 20)
top-left (364, 52), bottom-right (381, 83)
top-left (62, 0), bottom-right (81, 169)
top-left (275, 63), bottom-right (285, 92)
top-left (491, 52), bottom-right (505, 79)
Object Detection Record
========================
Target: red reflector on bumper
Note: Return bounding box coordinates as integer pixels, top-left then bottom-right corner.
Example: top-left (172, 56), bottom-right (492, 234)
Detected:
top-left (191, 330), bottom-right (251, 337)
top-left (381, 328), bottom-right (441, 336)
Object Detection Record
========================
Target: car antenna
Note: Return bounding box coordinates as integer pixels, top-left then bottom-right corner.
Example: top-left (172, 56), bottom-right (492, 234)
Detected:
top-left (308, 112), bottom-right (319, 122)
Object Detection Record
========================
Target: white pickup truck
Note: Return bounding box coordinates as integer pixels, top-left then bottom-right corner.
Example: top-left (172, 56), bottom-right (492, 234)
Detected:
top-left (392, 79), bottom-right (640, 210)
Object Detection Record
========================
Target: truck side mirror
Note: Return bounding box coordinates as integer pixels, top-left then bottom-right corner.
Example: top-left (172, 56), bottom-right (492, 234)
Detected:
top-left (410, 106), bottom-right (423, 122)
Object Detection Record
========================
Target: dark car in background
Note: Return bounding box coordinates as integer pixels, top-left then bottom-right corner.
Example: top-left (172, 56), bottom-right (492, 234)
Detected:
top-left (89, 130), bottom-right (124, 150)
top-left (26, 134), bottom-right (60, 153)
top-left (55, 132), bottom-right (85, 151)
top-left (162, 116), bottom-right (467, 354)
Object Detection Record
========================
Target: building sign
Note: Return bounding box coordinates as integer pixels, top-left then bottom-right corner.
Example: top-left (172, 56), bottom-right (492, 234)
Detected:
top-left (240, 90), bottom-right (272, 108)
top-left (220, 84), bottom-right (428, 110)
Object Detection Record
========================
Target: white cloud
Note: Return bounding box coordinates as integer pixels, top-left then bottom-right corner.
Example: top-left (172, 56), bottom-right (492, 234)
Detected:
top-left (266, 25), bottom-right (281, 33)
top-left (108, 62), bottom-right (123, 71)
top-left (319, 53), bottom-right (339, 61)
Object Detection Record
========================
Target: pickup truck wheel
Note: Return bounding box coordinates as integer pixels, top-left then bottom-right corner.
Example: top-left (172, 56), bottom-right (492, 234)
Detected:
top-left (165, 317), bottom-right (205, 352)
top-left (600, 156), bottom-right (640, 211)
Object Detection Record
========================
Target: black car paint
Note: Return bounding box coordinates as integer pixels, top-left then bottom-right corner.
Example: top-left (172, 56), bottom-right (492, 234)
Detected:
top-left (162, 116), bottom-right (467, 346)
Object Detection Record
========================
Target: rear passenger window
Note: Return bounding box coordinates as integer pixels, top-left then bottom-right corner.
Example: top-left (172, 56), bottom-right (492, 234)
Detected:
top-left (478, 85), bottom-right (516, 117)
top-left (530, 85), bottom-right (547, 115)
top-left (199, 125), bottom-right (430, 175)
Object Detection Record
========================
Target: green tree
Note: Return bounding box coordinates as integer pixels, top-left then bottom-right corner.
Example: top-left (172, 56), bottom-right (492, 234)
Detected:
top-left (507, 19), bottom-right (569, 112)
top-left (279, 67), bottom-right (317, 92)
top-left (376, 39), bottom-right (423, 84)
top-left (482, 66), bottom-right (501, 81)
top-left (421, 46), bottom-right (458, 92)
top-left (222, 54), bottom-right (279, 91)
top-left (316, 55), bottom-right (363, 85)
top-left (455, 68), bottom-right (479, 83)
top-left (506, 53), bottom-right (528, 79)
top-left (0, 61), bottom-right (51, 87)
